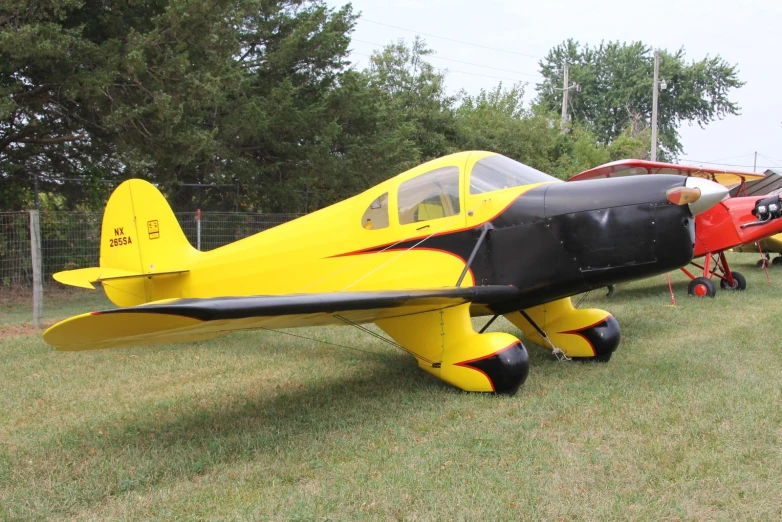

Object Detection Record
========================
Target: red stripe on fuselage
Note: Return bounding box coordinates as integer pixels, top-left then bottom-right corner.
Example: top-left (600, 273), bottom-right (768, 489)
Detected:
top-left (328, 223), bottom-right (483, 259)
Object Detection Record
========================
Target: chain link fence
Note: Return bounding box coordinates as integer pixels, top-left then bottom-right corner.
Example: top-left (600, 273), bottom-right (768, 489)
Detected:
top-left (0, 212), bottom-right (33, 288)
top-left (1, 211), bottom-right (302, 288)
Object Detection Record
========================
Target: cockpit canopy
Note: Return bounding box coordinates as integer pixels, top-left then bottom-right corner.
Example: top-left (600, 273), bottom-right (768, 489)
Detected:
top-left (361, 153), bottom-right (558, 230)
top-left (469, 154), bottom-right (557, 194)
top-left (398, 166), bottom-right (460, 225)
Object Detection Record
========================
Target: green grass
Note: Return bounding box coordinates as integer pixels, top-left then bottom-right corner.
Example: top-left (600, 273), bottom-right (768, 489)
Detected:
top-left (1, 253), bottom-right (782, 521)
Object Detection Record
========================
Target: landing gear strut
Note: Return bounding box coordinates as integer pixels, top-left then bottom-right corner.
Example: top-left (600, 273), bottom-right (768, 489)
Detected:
top-left (681, 251), bottom-right (746, 298)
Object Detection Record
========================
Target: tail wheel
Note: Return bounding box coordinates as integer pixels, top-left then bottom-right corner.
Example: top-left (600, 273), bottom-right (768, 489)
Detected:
top-left (719, 271), bottom-right (747, 291)
top-left (773, 257), bottom-right (782, 266)
top-left (688, 277), bottom-right (716, 298)
top-left (757, 259), bottom-right (767, 268)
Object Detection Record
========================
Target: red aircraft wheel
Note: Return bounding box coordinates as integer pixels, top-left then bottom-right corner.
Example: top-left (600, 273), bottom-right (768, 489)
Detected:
top-left (688, 277), bottom-right (716, 298)
top-left (719, 271), bottom-right (747, 291)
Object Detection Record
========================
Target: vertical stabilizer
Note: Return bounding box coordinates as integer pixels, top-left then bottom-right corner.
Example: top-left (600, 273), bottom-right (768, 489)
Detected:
top-left (98, 180), bottom-right (198, 306)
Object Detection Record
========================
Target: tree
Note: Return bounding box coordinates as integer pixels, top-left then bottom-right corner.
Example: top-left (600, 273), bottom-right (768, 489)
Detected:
top-left (0, 0), bottom-right (125, 209)
top-left (0, 0), bottom-right (359, 212)
top-left (536, 40), bottom-right (744, 159)
top-left (365, 36), bottom-right (459, 162)
top-left (213, 0), bottom-right (359, 213)
top-left (455, 83), bottom-right (561, 173)
top-left (319, 70), bottom-right (421, 200)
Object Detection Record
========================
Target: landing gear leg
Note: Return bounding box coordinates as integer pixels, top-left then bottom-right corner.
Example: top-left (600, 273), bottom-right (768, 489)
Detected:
top-left (376, 304), bottom-right (529, 394)
top-left (505, 298), bottom-right (620, 362)
top-left (716, 252), bottom-right (746, 291)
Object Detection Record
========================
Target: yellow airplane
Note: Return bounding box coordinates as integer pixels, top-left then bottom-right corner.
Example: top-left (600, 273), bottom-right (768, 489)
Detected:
top-left (734, 234), bottom-right (782, 267)
top-left (45, 151), bottom-right (727, 393)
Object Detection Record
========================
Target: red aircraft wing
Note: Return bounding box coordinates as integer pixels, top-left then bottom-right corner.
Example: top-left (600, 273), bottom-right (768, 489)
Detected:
top-left (570, 159), bottom-right (763, 190)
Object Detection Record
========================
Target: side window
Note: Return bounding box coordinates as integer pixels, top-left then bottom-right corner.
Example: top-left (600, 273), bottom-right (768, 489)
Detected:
top-left (361, 193), bottom-right (389, 230)
top-left (398, 167), bottom-right (461, 225)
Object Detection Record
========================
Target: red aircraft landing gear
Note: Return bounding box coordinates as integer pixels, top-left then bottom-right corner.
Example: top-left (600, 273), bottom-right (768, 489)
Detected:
top-left (719, 271), bottom-right (746, 290)
top-left (688, 277), bottom-right (716, 298)
top-left (682, 251), bottom-right (746, 298)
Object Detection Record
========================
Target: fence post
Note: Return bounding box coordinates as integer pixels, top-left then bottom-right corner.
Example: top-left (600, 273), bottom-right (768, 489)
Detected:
top-left (29, 210), bottom-right (43, 328)
top-left (196, 208), bottom-right (201, 250)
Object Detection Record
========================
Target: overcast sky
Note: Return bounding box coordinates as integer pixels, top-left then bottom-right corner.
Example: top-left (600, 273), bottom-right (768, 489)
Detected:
top-left (333, 0), bottom-right (782, 173)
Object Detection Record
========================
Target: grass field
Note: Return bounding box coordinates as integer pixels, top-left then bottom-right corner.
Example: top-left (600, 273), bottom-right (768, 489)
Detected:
top-left (1, 254), bottom-right (782, 521)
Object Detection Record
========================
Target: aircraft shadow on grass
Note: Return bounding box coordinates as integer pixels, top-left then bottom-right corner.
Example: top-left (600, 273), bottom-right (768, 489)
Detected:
top-left (37, 335), bottom-right (596, 506)
top-left (31, 354), bottom-right (524, 509)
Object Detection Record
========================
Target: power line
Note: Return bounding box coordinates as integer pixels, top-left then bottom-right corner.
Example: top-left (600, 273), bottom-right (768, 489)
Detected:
top-left (359, 18), bottom-right (542, 60)
top-left (443, 68), bottom-right (533, 83)
top-left (351, 52), bottom-right (534, 84)
top-left (696, 152), bottom-right (756, 163)
top-left (757, 153), bottom-right (782, 168)
top-left (568, 96), bottom-right (580, 123)
top-left (675, 158), bottom-right (776, 170)
top-left (352, 39), bottom-right (542, 79)
top-left (679, 152), bottom-right (782, 170)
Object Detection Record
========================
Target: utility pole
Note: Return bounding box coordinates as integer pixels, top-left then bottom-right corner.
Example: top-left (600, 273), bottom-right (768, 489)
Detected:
top-left (754, 151), bottom-right (758, 172)
top-left (560, 62), bottom-right (569, 131)
top-left (650, 51), bottom-right (660, 162)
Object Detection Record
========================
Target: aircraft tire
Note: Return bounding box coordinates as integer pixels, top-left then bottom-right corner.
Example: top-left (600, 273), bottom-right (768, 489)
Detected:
top-left (757, 259), bottom-right (767, 268)
top-left (773, 256), bottom-right (782, 266)
top-left (688, 277), bottom-right (716, 298)
top-left (719, 272), bottom-right (747, 291)
top-left (565, 314), bottom-right (620, 364)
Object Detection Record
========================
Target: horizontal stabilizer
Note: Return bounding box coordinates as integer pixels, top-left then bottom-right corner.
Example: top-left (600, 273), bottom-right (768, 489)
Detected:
top-left (53, 267), bottom-right (189, 290)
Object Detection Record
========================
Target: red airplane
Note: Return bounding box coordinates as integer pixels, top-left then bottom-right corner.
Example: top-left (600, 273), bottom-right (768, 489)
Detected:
top-left (570, 159), bottom-right (782, 297)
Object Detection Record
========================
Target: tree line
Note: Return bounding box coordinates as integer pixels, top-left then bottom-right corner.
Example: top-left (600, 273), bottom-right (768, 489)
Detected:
top-left (0, 0), bottom-right (743, 212)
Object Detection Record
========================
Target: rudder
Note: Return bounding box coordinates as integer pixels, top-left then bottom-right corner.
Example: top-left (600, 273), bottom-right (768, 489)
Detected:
top-left (98, 180), bottom-right (198, 306)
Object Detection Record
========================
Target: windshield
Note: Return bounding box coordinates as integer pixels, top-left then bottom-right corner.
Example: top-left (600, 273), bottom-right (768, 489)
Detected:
top-left (469, 155), bottom-right (558, 194)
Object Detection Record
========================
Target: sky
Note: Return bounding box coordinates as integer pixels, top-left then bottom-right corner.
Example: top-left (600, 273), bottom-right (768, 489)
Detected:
top-left (332, 0), bottom-right (782, 173)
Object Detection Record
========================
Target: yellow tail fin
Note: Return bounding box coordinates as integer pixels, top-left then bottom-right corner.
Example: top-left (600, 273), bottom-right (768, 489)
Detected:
top-left (55, 179), bottom-right (198, 306)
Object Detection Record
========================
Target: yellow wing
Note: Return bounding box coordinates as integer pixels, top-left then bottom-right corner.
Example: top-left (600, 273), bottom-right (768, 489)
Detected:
top-left (43, 286), bottom-right (520, 351)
